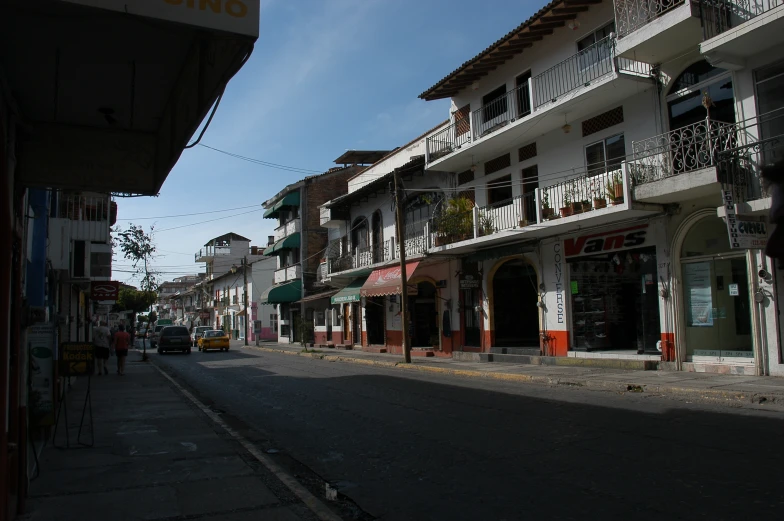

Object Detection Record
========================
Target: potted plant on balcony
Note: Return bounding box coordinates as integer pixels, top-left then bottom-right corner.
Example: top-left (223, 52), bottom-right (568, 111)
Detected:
top-left (593, 184), bottom-right (607, 209)
top-left (560, 191), bottom-right (574, 217)
top-left (433, 196), bottom-right (473, 246)
top-left (541, 192), bottom-right (555, 220)
top-left (606, 172), bottom-right (624, 205)
top-left (580, 198), bottom-right (591, 213)
top-left (479, 214), bottom-right (496, 236)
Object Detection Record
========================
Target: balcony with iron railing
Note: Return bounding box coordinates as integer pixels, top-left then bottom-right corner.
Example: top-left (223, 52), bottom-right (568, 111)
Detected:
top-left (54, 193), bottom-right (114, 243)
top-left (699, 0), bottom-right (784, 62)
top-left (425, 37), bottom-right (652, 171)
top-left (326, 239), bottom-right (399, 276)
top-left (627, 113), bottom-right (777, 203)
top-left (274, 218), bottom-right (302, 241)
top-left (613, 0), bottom-right (702, 62)
top-left (274, 264), bottom-right (302, 284)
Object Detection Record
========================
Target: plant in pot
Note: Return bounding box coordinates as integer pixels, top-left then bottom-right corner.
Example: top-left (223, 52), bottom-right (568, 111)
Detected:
top-left (606, 172), bottom-right (624, 205)
top-left (541, 191), bottom-right (555, 220)
top-left (560, 190), bottom-right (574, 217)
top-left (593, 184), bottom-right (607, 209)
top-left (434, 196), bottom-right (473, 245)
top-left (580, 198), bottom-right (591, 213)
top-left (479, 213), bottom-right (496, 236)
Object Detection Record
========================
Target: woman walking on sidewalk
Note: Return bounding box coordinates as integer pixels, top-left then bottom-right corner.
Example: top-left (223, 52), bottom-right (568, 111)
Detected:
top-left (93, 320), bottom-right (111, 375)
top-left (112, 324), bottom-right (131, 376)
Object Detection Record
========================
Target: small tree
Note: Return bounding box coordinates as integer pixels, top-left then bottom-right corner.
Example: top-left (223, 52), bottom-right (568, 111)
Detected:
top-left (116, 224), bottom-right (159, 360)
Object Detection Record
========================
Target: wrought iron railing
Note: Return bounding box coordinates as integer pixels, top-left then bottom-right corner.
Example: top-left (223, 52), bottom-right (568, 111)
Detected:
top-left (615, 0), bottom-right (686, 38)
top-left (532, 36), bottom-right (616, 109)
top-left (471, 82), bottom-right (532, 139)
top-left (426, 121), bottom-right (472, 163)
top-left (700, 0), bottom-right (783, 40)
top-left (629, 119), bottom-right (738, 184)
top-left (404, 229), bottom-right (428, 257)
top-left (355, 246), bottom-right (373, 268)
top-left (542, 167), bottom-right (625, 218)
top-left (329, 254), bottom-right (354, 274)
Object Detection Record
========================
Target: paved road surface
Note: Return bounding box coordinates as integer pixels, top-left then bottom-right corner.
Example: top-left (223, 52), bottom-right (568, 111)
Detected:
top-left (152, 347), bottom-right (784, 521)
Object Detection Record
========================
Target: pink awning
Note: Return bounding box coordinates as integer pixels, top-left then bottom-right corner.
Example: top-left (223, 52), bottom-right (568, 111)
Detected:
top-left (360, 262), bottom-right (421, 297)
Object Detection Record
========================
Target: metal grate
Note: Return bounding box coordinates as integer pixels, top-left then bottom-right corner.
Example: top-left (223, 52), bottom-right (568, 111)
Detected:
top-left (459, 189), bottom-right (476, 204)
top-left (484, 153), bottom-right (511, 176)
top-left (454, 104), bottom-right (471, 138)
top-left (518, 142), bottom-right (537, 162)
top-left (583, 106), bottom-right (624, 137)
top-left (458, 169), bottom-right (474, 186)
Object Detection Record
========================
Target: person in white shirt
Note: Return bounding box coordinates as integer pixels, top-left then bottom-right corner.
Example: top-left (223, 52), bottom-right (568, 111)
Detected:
top-left (93, 321), bottom-right (111, 376)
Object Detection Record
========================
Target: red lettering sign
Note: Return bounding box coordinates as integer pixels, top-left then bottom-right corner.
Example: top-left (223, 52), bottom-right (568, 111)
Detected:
top-left (90, 281), bottom-right (120, 301)
top-left (564, 225), bottom-right (649, 257)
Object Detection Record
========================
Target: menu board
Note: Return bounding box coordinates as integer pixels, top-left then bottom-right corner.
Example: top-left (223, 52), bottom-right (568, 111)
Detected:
top-left (684, 262), bottom-right (713, 327)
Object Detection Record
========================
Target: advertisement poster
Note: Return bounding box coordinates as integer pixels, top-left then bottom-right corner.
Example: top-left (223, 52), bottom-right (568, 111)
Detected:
top-left (29, 325), bottom-right (56, 426)
top-left (684, 262), bottom-right (714, 327)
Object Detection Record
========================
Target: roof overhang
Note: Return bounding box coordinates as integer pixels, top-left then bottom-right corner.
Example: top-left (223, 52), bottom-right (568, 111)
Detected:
top-left (419, 0), bottom-right (601, 101)
top-left (1, 0), bottom-right (259, 195)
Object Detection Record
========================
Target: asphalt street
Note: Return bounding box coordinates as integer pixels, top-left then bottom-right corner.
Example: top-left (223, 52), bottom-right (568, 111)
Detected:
top-left (152, 347), bottom-right (784, 521)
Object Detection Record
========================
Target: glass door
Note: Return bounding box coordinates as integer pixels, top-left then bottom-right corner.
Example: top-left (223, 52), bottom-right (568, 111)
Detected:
top-left (683, 257), bottom-right (753, 363)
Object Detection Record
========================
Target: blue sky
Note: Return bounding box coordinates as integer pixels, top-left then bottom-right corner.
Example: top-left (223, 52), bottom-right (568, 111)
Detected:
top-left (113, 0), bottom-right (541, 284)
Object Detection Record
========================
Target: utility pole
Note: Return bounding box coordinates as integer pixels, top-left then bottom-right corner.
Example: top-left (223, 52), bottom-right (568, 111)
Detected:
top-left (242, 256), bottom-right (249, 347)
top-left (393, 169), bottom-right (411, 363)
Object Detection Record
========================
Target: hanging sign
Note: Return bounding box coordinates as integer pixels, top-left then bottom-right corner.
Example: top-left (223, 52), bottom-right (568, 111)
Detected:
top-left (722, 190), bottom-right (768, 249)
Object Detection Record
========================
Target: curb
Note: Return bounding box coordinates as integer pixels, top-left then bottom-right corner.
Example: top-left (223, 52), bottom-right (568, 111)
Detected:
top-left (248, 346), bottom-right (784, 407)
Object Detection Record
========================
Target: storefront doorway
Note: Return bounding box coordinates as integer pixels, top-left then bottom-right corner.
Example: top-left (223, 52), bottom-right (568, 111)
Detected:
top-left (492, 259), bottom-right (539, 347)
top-left (569, 247), bottom-right (660, 353)
top-left (351, 303), bottom-right (362, 346)
top-left (409, 282), bottom-right (439, 347)
top-left (365, 296), bottom-right (385, 345)
top-left (681, 216), bottom-right (753, 363)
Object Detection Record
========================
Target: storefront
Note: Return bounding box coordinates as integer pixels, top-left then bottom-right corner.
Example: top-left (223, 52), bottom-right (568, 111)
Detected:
top-left (562, 222), bottom-right (664, 356)
top-left (331, 277), bottom-right (367, 346)
top-left (676, 214), bottom-right (755, 368)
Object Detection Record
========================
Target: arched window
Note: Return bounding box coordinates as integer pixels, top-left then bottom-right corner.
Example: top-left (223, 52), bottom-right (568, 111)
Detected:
top-left (667, 60), bottom-right (734, 131)
top-left (351, 217), bottom-right (368, 252)
top-left (404, 191), bottom-right (443, 237)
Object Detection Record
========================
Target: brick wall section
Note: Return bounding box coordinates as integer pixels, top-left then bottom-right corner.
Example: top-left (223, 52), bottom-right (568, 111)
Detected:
top-left (302, 166), bottom-right (360, 293)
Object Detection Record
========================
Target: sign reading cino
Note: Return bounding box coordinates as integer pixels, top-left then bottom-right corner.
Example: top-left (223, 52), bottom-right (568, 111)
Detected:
top-left (564, 225), bottom-right (649, 258)
top-left (61, 0), bottom-right (260, 37)
top-left (91, 281), bottom-right (120, 301)
top-left (60, 343), bottom-right (95, 377)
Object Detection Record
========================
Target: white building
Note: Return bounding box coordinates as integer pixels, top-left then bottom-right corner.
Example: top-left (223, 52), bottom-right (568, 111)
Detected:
top-left (320, 0), bottom-right (783, 375)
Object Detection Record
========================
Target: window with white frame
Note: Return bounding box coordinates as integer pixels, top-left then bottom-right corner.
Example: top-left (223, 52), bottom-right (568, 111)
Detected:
top-left (585, 134), bottom-right (625, 176)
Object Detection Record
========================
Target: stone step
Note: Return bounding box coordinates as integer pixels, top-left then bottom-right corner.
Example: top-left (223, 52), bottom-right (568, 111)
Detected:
top-left (488, 347), bottom-right (541, 356)
top-left (363, 346), bottom-right (388, 353)
top-left (479, 353), bottom-right (541, 364)
top-left (479, 352), bottom-right (658, 370)
top-left (335, 344), bottom-right (354, 350)
top-left (412, 349), bottom-right (435, 357)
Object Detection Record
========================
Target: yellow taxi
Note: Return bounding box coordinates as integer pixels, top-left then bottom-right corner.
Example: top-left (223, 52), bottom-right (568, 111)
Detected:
top-left (198, 330), bottom-right (230, 352)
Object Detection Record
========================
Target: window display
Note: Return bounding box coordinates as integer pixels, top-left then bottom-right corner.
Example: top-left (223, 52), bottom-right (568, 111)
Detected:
top-left (569, 246), bottom-right (660, 354)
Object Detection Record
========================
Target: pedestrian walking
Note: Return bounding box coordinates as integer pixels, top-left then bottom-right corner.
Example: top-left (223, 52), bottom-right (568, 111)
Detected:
top-left (112, 324), bottom-right (131, 376)
top-left (93, 320), bottom-right (111, 376)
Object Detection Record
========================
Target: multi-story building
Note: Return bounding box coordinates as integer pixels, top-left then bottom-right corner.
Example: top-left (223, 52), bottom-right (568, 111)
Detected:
top-left (154, 275), bottom-right (204, 322)
top-left (261, 158), bottom-right (381, 343)
top-left (319, 0), bottom-right (783, 375)
top-left (195, 232), bottom-right (267, 280)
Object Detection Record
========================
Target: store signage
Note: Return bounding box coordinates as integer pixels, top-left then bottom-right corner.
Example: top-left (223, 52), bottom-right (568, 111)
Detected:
top-left (721, 190), bottom-right (768, 249)
top-left (552, 243), bottom-right (564, 324)
top-left (90, 281), bottom-right (120, 301)
top-left (199, 312), bottom-right (210, 319)
top-left (29, 326), bottom-right (56, 426)
top-left (157, 319), bottom-right (174, 326)
top-left (564, 225), bottom-right (649, 258)
top-left (61, 0), bottom-right (260, 37)
top-left (59, 343), bottom-right (95, 377)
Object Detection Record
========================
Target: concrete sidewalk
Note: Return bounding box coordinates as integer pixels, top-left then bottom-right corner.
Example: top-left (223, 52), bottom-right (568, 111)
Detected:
top-left (239, 340), bottom-right (784, 407)
top-left (22, 351), bottom-right (332, 521)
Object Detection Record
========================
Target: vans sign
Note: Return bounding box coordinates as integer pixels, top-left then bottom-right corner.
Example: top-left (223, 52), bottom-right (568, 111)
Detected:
top-left (564, 225), bottom-right (649, 258)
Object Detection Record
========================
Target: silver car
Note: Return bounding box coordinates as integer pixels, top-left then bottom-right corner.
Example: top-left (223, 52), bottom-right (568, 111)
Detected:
top-left (191, 326), bottom-right (212, 347)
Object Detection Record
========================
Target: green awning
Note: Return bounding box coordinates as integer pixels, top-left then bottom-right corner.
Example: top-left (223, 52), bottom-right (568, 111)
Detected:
top-left (464, 242), bottom-right (535, 264)
top-left (261, 279), bottom-right (302, 304)
top-left (263, 191), bottom-right (301, 219)
top-left (262, 233), bottom-right (301, 256)
top-left (330, 277), bottom-right (368, 305)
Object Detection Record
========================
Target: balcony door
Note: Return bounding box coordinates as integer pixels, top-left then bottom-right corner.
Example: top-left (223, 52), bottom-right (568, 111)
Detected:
top-left (521, 165), bottom-right (538, 224)
top-left (667, 60), bottom-right (735, 131)
top-left (480, 84), bottom-right (508, 136)
top-left (755, 60), bottom-right (784, 164)
top-left (577, 22), bottom-right (615, 74)
top-left (371, 211), bottom-right (383, 263)
top-left (516, 71), bottom-right (532, 119)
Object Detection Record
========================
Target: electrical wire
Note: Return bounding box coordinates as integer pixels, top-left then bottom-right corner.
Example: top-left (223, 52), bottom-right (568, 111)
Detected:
top-left (155, 208), bottom-right (264, 233)
top-left (197, 144), bottom-right (323, 174)
top-left (117, 204), bottom-right (261, 220)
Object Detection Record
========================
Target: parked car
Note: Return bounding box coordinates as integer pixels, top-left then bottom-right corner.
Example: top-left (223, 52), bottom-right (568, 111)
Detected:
top-left (148, 325), bottom-right (166, 348)
top-left (198, 330), bottom-right (230, 352)
top-left (191, 326), bottom-right (212, 347)
top-left (157, 326), bottom-right (192, 354)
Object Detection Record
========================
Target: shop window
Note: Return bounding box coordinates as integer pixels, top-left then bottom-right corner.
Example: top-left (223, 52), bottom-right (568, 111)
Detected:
top-left (569, 247), bottom-right (660, 353)
top-left (681, 216), bottom-right (731, 258)
top-left (487, 175), bottom-right (513, 206)
top-left (585, 134), bottom-right (625, 176)
top-left (315, 311), bottom-right (326, 327)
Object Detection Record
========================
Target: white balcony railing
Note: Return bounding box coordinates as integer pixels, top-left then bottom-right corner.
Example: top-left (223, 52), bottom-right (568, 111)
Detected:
top-left (425, 37), bottom-right (651, 164)
top-left (274, 264), bottom-right (302, 284)
top-left (195, 244), bottom-right (232, 262)
top-left (57, 193), bottom-right (113, 242)
top-left (274, 218), bottom-right (301, 241)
